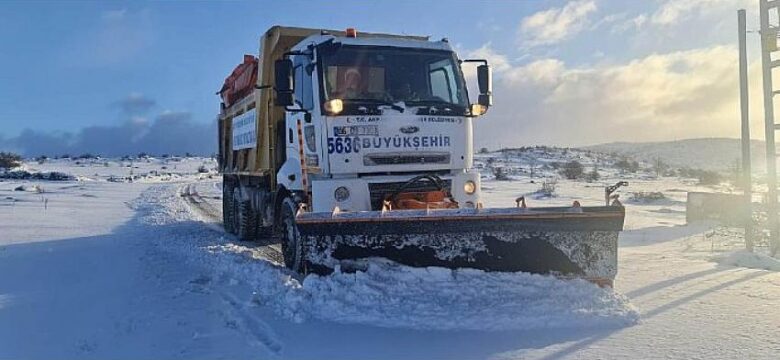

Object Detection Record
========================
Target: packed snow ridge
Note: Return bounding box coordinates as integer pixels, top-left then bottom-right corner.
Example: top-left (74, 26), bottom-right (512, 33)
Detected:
top-left (300, 265), bottom-right (639, 331)
top-left (713, 250), bottom-right (780, 272)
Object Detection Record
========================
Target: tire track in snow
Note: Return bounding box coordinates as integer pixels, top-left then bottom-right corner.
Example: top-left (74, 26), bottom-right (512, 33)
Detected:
top-left (218, 290), bottom-right (283, 355)
top-left (139, 183), bottom-right (286, 355)
top-left (178, 181), bottom-right (285, 267)
top-left (179, 183), bottom-right (221, 222)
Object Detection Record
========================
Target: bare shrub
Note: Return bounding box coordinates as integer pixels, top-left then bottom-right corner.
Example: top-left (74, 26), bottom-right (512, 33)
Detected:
top-left (629, 191), bottom-right (666, 203)
top-left (652, 157), bottom-right (669, 177)
top-left (559, 160), bottom-right (584, 180)
top-left (492, 166), bottom-right (510, 181)
top-left (585, 168), bottom-right (600, 182)
top-left (537, 178), bottom-right (558, 197)
top-left (0, 152), bottom-right (22, 169)
top-left (678, 168), bottom-right (722, 185)
top-left (615, 158), bottom-right (640, 173)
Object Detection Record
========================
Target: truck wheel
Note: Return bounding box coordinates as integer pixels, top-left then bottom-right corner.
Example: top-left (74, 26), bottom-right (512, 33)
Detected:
top-left (223, 184), bottom-right (236, 234)
top-left (231, 189), bottom-right (241, 236)
top-left (238, 201), bottom-right (258, 240)
top-left (234, 189), bottom-right (258, 241)
top-left (280, 198), bottom-right (304, 272)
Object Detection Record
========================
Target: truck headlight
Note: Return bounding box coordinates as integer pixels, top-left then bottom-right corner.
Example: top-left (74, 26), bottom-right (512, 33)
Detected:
top-left (324, 99), bottom-right (343, 115)
top-left (334, 186), bottom-right (350, 202)
top-left (464, 180), bottom-right (476, 195)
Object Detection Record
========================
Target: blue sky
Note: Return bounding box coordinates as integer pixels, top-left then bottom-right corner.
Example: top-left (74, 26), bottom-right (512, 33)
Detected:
top-left (0, 1), bottom-right (548, 134)
top-left (0, 0), bottom-right (764, 154)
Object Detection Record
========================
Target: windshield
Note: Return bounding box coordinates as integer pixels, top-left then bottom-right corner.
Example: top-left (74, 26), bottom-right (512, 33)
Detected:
top-left (319, 45), bottom-right (468, 110)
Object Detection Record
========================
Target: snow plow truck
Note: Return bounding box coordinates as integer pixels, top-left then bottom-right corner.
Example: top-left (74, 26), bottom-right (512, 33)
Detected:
top-left (217, 26), bottom-right (626, 286)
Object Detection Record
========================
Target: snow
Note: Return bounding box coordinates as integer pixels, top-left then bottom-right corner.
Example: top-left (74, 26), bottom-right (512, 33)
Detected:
top-left (713, 250), bottom-right (780, 271)
top-left (139, 183), bottom-right (637, 331)
top-left (300, 265), bottom-right (637, 331)
top-left (2, 156), bottom-right (780, 359)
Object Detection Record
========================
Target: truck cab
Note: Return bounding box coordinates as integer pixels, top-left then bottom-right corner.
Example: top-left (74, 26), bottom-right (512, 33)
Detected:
top-left (274, 30), bottom-right (492, 213)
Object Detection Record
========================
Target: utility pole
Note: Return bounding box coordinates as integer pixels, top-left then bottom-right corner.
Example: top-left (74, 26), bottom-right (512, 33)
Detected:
top-left (738, 9), bottom-right (753, 252)
top-left (759, 0), bottom-right (780, 255)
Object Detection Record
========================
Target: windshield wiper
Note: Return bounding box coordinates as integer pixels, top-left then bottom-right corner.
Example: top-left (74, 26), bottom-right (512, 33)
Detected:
top-left (348, 99), bottom-right (405, 113)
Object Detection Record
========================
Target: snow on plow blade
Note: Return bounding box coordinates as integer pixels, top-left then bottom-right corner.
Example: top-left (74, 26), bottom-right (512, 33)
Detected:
top-left (296, 206), bottom-right (625, 285)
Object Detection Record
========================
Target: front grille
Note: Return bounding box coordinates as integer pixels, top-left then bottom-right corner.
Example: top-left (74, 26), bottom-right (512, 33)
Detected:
top-left (364, 152), bottom-right (450, 166)
top-left (368, 179), bottom-right (452, 210)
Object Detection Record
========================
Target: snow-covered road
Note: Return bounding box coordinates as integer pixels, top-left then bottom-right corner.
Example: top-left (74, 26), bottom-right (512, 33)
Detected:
top-left (1, 171), bottom-right (779, 359)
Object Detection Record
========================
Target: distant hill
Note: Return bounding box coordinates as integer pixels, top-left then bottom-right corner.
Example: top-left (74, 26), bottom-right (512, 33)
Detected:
top-left (585, 138), bottom-right (765, 172)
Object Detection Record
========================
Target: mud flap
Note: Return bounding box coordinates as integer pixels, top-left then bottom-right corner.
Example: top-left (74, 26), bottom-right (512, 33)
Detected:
top-left (295, 206), bottom-right (625, 284)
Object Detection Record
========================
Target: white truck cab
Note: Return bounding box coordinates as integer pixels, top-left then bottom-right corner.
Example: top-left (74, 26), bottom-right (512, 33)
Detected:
top-left (274, 30), bottom-right (491, 213)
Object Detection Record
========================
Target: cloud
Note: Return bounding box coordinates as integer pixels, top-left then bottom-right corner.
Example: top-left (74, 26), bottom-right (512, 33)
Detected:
top-left (138, 111), bottom-right (215, 155)
top-left (519, 0), bottom-right (597, 47)
top-left (2, 95), bottom-right (215, 157)
top-left (590, 12), bottom-right (628, 32)
top-left (504, 58), bottom-right (566, 87)
top-left (651, 0), bottom-right (708, 26)
top-left (471, 44), bottom-right (763, 148)
top-left (113, 93), bottom-right (156, 115)
top-left (467, 43), bottom-right (511, 73)
top-left (7, 130), bottom-right (75, 157)
top-left (648, 0), bottom-right (753, 26)
top-left (611, 14), bottom-right (647, 34)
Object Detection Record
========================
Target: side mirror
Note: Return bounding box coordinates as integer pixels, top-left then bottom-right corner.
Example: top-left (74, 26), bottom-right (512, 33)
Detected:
top-left (477, 64), bottom-right (492, 107)
top-left (274, 59), bottom-right (294, 107)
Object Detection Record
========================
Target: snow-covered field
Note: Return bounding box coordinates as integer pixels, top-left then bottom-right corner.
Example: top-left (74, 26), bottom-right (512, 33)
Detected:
top-left (1, 155), bottom-right (779, 359)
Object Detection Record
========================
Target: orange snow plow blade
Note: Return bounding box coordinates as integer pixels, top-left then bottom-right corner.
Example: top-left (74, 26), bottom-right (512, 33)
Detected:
top-left (295, 205), bottom-right (625, 287)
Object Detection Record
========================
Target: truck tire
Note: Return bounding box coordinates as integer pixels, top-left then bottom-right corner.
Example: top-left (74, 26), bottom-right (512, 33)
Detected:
top-left (223, 183), bottom-right (236, 234)
top-left (234, 189), bottom-right (258, 241)
top-left (279, 197), bottom-right (305, 272)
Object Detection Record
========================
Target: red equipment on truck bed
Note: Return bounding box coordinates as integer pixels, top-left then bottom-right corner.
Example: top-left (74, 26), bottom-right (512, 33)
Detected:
top-left (218, 55), bottom-right (258, 108)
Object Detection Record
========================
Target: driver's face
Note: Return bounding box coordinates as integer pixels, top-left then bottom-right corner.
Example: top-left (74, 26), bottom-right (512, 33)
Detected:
top-left (345, 72), bottom-right (361, 89)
